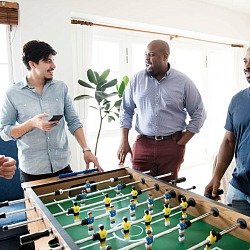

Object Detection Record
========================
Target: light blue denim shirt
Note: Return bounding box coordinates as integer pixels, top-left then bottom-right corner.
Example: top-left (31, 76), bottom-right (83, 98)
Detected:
top-left (120, 65), bottom-right (206, 136)
top-left (0, 77), bottom-right (82, 175)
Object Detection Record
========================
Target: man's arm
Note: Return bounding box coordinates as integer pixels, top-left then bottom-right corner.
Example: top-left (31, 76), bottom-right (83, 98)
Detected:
top-left (0, 156), bottom-right (16, 179)
top-left (73, 127), bottom-right (103, 172)
top-left (10, 113), bottom-right (59, 139)
top-left (177, 130), bottom-right (194, 145)
top-left (117, 128), bottom-right (132, 164)
top-left (204, 130), bottom-right (235, 197)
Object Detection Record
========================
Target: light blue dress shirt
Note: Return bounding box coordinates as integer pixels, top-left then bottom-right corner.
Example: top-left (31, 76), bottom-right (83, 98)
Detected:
top-left (120, 65), bottom-right (206, 136)
top-left (0, 77), bottom-right (82, 175)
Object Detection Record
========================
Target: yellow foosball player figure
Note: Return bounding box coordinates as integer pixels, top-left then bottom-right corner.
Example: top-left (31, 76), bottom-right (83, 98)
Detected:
top-left (123, 217), bottom-right (131, 241)
top-left (163, 203), bottom-right (171, 226)
top-left (204, 229), bottom-right (221, 250)
top-left (104, 193), bottom-right (111, 213)
top-left (144, 210), bottom-right (152, 232)
top-left (180, 196), bottom-right (188, 218)
top-left (67, 202), bottom-right (80, 222)
top-left (131, 186), bottom-right (138, 203)
top-left (92, 224), bottom-right (107, 250)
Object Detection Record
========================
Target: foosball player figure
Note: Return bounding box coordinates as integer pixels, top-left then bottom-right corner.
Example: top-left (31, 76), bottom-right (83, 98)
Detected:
top-left (204, 229), bottom-right (221, 250)
top-left (122, 217), bottom-right (131, 241)
top-left (145, 229), bottom-right (154, 250)
top-left (116, 181), bottom-right (123, 196)
top-left (71, 202), bottom-right (80, 222)
top-left (164, 189), bottom-right (171, 205)
top-left (131, 186), bottom-right (139, 203)
top-left (129, 199), bottom-right (136, 221)
top-left (81, 211), bottom-right (95, 235)
top-left (163, 203), bottom-right (171, 226)
top-left (104, 193), bottom-right (111, 213)
top-left (85, 180), bottom-right (91, 193)
top-left (177, 217), bottom-right (191, 242)
top-left (147, 194), bottom-right (154, 214)
top-left (106, 246), bottom-right (112, 250)
top-left (109, 205), bottom-right (116, 228)
top-left (76, 188), bottom-right (87, 206)
top-left (92, 224), bottom-right (107, 250)
top-left (144, 210), bottom-right (152, 232)
top-left (180, 196), bottom-right (188, 218)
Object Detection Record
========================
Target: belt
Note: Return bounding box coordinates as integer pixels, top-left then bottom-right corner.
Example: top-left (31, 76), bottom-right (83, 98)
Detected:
top-left (141, 131), bottom-right (182, 141)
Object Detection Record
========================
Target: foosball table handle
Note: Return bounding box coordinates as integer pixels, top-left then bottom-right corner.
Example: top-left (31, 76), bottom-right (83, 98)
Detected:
top-left (20, 228), bottom-right (51, 245)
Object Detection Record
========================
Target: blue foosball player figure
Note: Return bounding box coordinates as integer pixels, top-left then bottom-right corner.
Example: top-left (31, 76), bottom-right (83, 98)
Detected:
top-left (177, 217), bottom-right (191, 242)
top-left (129, 199), bottom-right (136, 221)
top-left (81, 211), bottom-right (95, 235)
top-left (147, 194), bottom-right (154, 214)
top-left (76, 188), bottom-right (87, 206)
top-left (145, 229), bottom-right (154, 250)
top-left (109, 205), bottom-right (117, 228)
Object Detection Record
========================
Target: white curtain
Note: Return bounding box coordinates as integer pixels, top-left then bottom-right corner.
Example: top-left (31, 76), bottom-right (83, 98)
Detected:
top-left (71, 23), bottom-right (94, 171)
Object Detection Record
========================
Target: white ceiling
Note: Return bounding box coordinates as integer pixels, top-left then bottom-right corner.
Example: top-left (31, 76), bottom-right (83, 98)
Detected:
top-left (195, 0), bottom-right (250, 15)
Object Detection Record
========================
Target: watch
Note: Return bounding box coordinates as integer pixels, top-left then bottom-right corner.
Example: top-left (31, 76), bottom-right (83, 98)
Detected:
top-left (82, 147), bottom-right (91, 153)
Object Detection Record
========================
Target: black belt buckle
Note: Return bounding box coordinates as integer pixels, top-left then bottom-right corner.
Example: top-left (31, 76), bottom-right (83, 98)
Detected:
top-left (155, 136), bottom-right (164, 140)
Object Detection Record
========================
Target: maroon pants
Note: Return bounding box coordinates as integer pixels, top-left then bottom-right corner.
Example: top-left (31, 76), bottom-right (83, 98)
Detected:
top-left (132, 134), bottom-right (185, 182)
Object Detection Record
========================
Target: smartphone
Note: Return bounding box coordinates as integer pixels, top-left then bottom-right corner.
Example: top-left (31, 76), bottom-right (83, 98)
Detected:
top-left (48, 115), bottom-right (63, 122)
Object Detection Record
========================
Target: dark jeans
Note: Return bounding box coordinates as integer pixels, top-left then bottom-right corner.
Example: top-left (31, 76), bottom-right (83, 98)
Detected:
top-left (132, 133), bottom-right (185, 182)
top-left (20, 165), bottom-right (72, 183)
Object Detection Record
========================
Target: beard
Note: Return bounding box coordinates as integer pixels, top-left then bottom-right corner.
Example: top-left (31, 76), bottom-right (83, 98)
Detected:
top-left (244, 69), bottom-right (250, 83)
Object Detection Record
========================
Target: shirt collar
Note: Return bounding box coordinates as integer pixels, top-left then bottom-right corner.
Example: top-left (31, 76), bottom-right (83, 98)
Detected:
top-left (20, 76), bottom-right (54, 89)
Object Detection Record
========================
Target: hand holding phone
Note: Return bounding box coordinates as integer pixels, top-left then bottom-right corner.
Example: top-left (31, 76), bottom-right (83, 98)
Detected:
top-left (48, 115), bottom-right (63, 122)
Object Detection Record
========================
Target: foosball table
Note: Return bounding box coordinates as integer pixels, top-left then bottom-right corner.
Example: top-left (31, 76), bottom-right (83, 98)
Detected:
top-left (2, 168), bottom-right (250, 249)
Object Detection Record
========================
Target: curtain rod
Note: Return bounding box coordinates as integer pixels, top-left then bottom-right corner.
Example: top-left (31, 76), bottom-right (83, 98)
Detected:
top-left (71, 19), bottom-right (244, 48)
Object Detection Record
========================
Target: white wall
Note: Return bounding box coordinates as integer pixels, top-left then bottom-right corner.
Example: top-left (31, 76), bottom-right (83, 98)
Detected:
top-left (9, 0), bottom-right (250, 170)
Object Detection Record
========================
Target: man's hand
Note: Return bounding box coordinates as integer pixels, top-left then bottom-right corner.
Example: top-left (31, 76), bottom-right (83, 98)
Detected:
top-left (83, 151), bottom-right (104, 172)
top-left (32, 113), bottom-right (60, 131)
top-left (117, 141), bottom-right (132, 165)
top-left (204, 177), bottom-right (221, 199)
top-left (0, 155), bottom-right (16, 179)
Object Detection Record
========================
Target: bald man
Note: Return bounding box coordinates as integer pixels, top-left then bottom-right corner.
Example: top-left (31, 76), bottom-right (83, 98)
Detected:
top-left (118, 39), bottom-right (206, 182)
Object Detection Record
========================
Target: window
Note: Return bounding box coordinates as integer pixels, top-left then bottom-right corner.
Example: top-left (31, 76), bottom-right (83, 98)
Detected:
top-left (72, 22), bottom-right (243, 171)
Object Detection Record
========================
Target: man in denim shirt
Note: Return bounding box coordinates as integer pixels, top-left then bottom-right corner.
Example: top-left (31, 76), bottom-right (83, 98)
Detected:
top-left (0, 40), bottom-right (103, 182)
top-left (205, 47), bottom-right (250, 216)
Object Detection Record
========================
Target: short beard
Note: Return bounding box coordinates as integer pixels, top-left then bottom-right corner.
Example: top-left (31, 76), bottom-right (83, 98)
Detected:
top-left (146, 69), bottom-right (155, 77)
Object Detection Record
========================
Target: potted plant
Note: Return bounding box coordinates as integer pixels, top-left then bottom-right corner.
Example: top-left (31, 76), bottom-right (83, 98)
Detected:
top-left (74, 69), bottom-right (129, 155)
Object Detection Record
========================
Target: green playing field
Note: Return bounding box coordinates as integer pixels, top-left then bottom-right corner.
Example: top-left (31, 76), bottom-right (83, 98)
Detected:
top-left (45, 182), bottom-right (250, 250)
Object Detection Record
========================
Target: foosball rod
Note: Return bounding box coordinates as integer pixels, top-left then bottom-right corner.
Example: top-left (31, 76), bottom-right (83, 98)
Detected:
top-left (53, 178), bottom-right (151, 216)
top-left (39, 171), bottom-right (151, 198)
top-left (74, 202), bottom-right (182, 245)
top-left (47, 171), bottom-right (174, 207)
top-left (119, 207), bottom-right (219, 250)
top-left (46, 175), bottom-right (149, 207)
top-left (0, 197), bottom-right (30, 208)
top-left (0, 206), bottom-right (36, 219)
top-left (63, 184), bottom-right (162, 229)
top-left (2, 216), bottom-right (44, 231)
top-left (187, 218), bottom-right (247, 250)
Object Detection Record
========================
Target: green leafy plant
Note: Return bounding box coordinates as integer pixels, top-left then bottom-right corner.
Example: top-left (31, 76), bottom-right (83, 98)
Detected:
top-left (74, 69), bottom-right (129, 155)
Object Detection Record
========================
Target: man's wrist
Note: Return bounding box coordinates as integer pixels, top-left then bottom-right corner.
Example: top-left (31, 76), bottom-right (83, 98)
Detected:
top-left (82, 147), bottom-right (91, 153)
